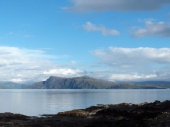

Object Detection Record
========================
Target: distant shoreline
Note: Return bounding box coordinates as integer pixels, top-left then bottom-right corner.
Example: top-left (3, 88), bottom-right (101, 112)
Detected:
top-left (1, 76), bottom-right (170, 89)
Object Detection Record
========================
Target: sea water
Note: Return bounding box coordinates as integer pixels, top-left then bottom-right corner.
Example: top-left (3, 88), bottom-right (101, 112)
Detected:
top-left (0, 89), bottom-right (169, 116)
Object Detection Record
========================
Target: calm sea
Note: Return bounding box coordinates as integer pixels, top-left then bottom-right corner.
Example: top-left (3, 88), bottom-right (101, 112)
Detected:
top-left (0, 89), bottom-right (169, 116)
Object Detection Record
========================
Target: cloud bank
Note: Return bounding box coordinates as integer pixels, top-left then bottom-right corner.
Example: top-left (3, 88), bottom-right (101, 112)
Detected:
top-left (133, 20), bottom-right (170, 37)
top-left (109, 74), bottom-right (157, 81)
top-left (1, 46), bottom-right (170, 82)
top-left (83, 22), bottom-right (119, 36)
top-left (92, 47), bottom-right (170, 81)
top-left (93, 47), bottom-right (170, 65)
top-left (0, 46), bottom-right (83, 82)
top-left (65, 0), bottom-right (170, 12)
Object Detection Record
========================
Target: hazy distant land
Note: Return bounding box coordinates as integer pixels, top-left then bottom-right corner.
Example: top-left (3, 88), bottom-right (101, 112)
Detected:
top-left (0, 76), bottom-right (170, 89)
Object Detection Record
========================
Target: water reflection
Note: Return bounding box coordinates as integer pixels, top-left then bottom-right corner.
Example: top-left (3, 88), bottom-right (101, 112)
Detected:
top-left (0, 89), bottom-right (169, 116)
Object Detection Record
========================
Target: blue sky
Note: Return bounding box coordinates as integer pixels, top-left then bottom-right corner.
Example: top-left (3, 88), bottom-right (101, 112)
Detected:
top-left (1, 0), bottom-right (170, 82)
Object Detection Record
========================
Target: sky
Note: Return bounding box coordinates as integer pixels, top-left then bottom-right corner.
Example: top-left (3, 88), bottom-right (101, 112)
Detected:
top-left (1, 0), bottom-right (170, 83)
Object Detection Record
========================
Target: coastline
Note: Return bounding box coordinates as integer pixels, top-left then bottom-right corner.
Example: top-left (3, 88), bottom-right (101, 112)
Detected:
top-left (0, 100), bottom-right (170, 127)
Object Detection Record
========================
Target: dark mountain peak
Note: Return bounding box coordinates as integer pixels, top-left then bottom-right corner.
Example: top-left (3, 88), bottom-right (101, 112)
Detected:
top-left (48, 75), bottom-right (93, 81)
top-left (75, 75), bottom-right (93, 79)
top-left (48, 76), bottom-right (63, 79)
top-left (30, 76), bottom-right (115, 89)
top-left (80, 75), bottom-right (91, 78)
top-left (29, 76), bottom-right (170, 89)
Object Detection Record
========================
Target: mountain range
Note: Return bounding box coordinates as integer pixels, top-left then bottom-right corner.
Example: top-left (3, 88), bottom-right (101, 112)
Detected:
top-left (0, 76), bottom-right (170, 89)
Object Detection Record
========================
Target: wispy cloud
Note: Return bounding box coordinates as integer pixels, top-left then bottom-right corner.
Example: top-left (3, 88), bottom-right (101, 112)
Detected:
top-left (8, 32), bottom-right (33, 38)
top-left (64, 0), bottom-right (170, 12)
top-left (132, 20), bottom-right (170, 38)
top-left (83, 22), bottom-right (119, 36)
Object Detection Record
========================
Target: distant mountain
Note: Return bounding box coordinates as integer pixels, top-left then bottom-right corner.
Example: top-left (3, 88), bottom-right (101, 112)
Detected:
top-left (28, 76), bottom-right (117, 89)
top-left (28, 76), bottom-right (170, 89)
top-left (134, 81), bottom-right (170, 85)
top-left (0, 76), bottom-right (170, 89)
top-left (132, 81), bottom-right (170, 89)
top-left (0, 81), bottom-right (25, 89)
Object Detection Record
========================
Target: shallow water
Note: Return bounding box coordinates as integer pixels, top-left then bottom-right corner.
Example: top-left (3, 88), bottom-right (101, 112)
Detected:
top-left (0, 89), bottom-right (169, 116)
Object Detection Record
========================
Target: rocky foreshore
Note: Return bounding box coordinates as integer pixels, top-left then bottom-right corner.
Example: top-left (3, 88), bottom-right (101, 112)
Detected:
top-left (0, 100), bottom-right (170, 127)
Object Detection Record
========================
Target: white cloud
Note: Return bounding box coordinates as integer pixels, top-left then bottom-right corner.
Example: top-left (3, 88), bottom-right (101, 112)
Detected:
top-left (92, 47), bottom-right (170, 81)
top-left (93, 47), bottom-right (170, 66)
top-left (133, 20), bottom-right (170, 37)
top-left (43, 69), bottom-right (83, 76)
top-left (0, 46), bottom-right (84, 83)
top-left (64, 0), bottom-right (170, 12)
top-left (11, 78), bottom-right (23, 83)
top-left (109, 74), bottom-right (157, 81)
top-left (83, 22), bottom-right (119, 36)
top-left (2, 46), bottom-right (170, 82)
